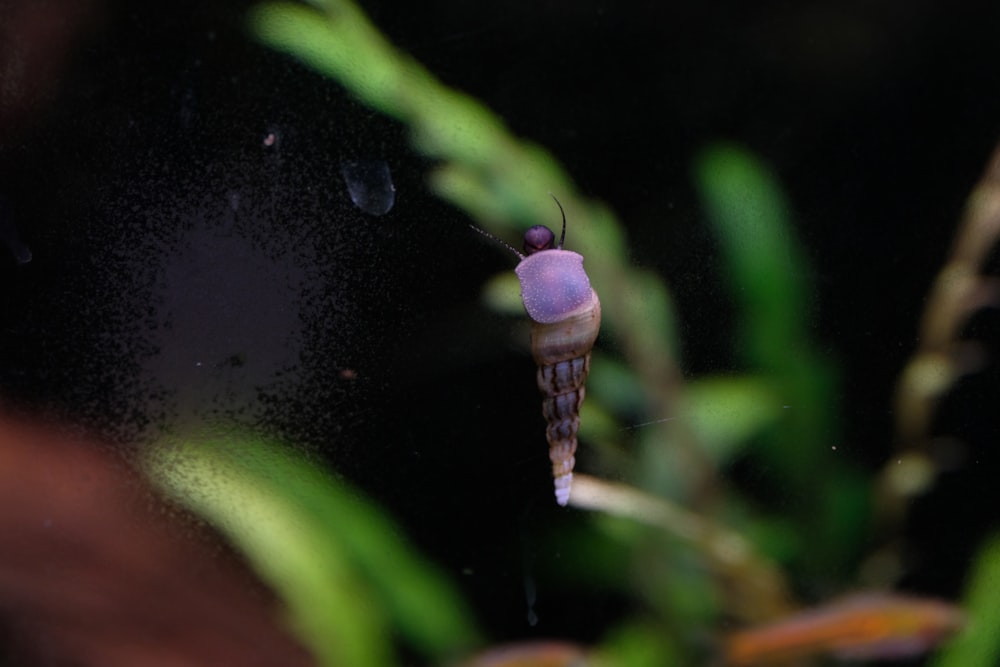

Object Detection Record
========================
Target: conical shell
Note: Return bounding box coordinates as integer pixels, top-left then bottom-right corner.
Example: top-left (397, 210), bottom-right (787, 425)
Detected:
top-left (529, 291), bottom-right (601, 505)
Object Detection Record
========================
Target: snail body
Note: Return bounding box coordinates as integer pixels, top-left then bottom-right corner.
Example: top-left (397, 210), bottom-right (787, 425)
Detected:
top-left (519, 263), bottom-right (600, 506)
top-left (475, 201), bottom-right (600, 506)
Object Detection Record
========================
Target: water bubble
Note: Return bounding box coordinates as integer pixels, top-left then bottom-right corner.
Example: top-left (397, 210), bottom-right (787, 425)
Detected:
top-left (9, 241), bottom-right (31, 264)
top-left (0, 199), bottom-right (31, 264)
top-left (340, 159), bottom-right (395, 216)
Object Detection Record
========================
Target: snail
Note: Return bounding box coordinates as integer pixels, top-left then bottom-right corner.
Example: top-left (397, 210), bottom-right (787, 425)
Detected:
top-left (473, 198), bottom-right (601, 506)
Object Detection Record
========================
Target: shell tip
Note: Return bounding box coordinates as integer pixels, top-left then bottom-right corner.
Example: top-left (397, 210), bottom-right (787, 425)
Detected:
top-left (554, 474), bottom-right (573, 506)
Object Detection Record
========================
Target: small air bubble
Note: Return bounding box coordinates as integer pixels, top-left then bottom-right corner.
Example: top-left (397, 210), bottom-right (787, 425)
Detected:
top-left (340, 159), bottom-right (395, 216)
top-left (0, 200), bottom-right (31, 264)
top-left (10, 241), bottom-right (31, 264)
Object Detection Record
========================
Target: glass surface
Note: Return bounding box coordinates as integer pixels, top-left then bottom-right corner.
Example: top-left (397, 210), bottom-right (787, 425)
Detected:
top-left (0, 2), bottom-right (998, 665)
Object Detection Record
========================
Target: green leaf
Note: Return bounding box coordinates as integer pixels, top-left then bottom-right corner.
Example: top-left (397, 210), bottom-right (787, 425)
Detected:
top-left (692, 144), bottom-right (806, 369)
top-left (931, 534), bottom-right (1000, 667)
top-left (587, 353), bottom-right (649, 419)
top-left (685, 375), bottom-right (784, 463)
top-left (598, 621), bottom-right (682, 667)
top-left (146, 435), bottom-right (479, 667)
top-left (480, 271), bottom-right (523, 317)
top-left (693, 146), bottom-right (839, 485)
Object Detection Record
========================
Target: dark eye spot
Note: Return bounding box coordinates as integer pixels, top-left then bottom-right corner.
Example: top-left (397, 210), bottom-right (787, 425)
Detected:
top-left (523, 225), bottom-right (556, 255)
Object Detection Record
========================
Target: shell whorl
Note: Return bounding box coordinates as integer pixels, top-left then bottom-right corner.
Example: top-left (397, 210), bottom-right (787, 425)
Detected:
top-left (528, 291), bottom-right (601, 505)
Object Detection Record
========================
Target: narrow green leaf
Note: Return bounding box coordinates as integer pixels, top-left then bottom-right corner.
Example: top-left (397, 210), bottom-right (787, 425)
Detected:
top-left (146, 435), bottom-right (479, 666)
top-left (685, 375), bottom-right (783, 463)
top-left (932, 535), bottom-right (1000, 667)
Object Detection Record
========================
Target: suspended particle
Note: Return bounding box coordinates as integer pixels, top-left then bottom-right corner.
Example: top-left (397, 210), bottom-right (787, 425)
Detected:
top-left (340, 159), bottom-right (395, 216)
top-left (261, 124), bottom-right (284, 153)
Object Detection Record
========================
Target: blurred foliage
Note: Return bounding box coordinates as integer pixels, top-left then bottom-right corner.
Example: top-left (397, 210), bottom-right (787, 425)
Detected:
top-left (133, 0), bottom-right (995, 665)
top-left (932, 534), bottom-right (1000, 667)
top-left (147, 435), bottom-right (479, 667)
top-left (693, 146), bottom-right (869, 575)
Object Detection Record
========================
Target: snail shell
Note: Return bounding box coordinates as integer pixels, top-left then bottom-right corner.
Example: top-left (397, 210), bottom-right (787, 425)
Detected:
top-left (515, 227), bottom-right (601, 506)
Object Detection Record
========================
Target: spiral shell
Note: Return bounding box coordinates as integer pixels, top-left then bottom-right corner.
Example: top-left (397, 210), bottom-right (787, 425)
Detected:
top-left (514, 224), bottom-right (601, 506)
top-left (472, 200), bottom-right (600, 506)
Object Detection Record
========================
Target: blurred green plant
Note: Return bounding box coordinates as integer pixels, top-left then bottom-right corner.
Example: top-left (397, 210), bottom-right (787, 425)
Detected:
top-left (693, 146), bottom-right (870, 575)
top-left (932, 534), bottom-right (1000, 667)
top-left (135, 0), bottom-right (991, 665)
top-left (146, 434), bottom-right (479, 667)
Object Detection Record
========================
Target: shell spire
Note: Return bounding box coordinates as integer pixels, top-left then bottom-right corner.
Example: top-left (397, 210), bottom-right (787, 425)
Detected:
top-left (526, 291), bottom-right (601, 505)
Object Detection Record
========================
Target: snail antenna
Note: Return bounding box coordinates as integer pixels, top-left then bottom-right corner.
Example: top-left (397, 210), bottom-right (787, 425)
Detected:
top-left (549, 194), bottom-right (567, 248)
top-left (470, 224), bottom-right (524, 260)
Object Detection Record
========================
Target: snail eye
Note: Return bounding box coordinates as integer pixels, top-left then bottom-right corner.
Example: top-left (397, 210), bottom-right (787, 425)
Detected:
top-left (523, 225), bottom-right (557, 255)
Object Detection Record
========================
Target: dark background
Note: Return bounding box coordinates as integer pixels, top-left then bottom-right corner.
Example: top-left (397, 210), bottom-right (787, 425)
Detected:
top-left (1, 0), bottom-right (999, 646)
